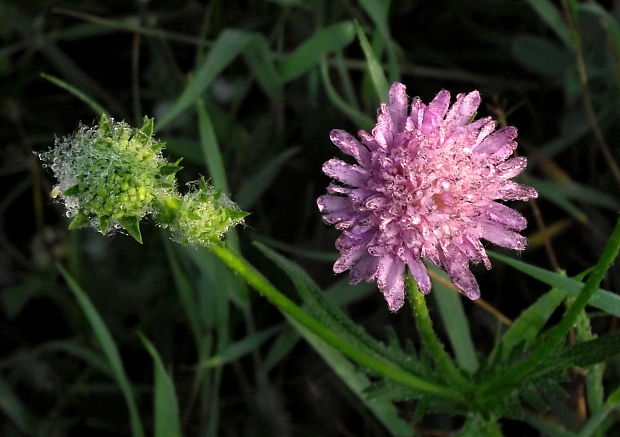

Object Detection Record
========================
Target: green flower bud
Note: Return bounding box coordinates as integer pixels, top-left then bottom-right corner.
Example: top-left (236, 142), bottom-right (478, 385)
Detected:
top-left (39, 114), bottom-right (174, 242)
top-left (166, 178), bottom-right (248, 247)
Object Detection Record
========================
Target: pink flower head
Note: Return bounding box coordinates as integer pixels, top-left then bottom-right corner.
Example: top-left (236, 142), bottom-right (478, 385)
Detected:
top-left (317, 83), bottom-right (537, 311)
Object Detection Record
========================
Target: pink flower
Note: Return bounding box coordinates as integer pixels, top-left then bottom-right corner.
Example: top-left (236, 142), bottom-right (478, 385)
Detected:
top-left (317, 83), bottom-right (537, 311)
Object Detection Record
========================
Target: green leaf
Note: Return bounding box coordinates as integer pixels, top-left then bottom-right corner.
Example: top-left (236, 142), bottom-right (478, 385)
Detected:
top-left (58, 265), bottom-right (144, 437)
top-left (528, 334), bottom-right (620, 381)
top-left (236, 147), bottom-right (300, 209)
top-left (0, 378), bottom-right (37, 436)
top-left (529, 177), bottom-right (588, 223)
top-left (160, 164), bottom-right (184, 176)
top-left (118, 216), bottom-right (143, 244)
top-left (320, 60), bottom-right (374, 130)
top-left (489, 251), bottom-right (620, 317)
top-left (39, 71), bottom-right (109, 117)
top-left (158, 29), bottom-right (255, 130)
top-left (68, 211), bottom-right (90, 230)
top-left (99, 113), bottom-right (112, 134)
top-left (494, 287), bottom-right (565, 362)
top-left (355, 21), bottom-right (389, 102)
top-left (196, 102), bottom-right (229, 194)
top-left (99, 216), bottom-right (111, 234)
top-left (254, 242), bottom-right (423, 375)
top-left (280, 21), bottom-right (356, 81)
top-left (138, 333), bottom-right (182, 437)
top-left (139, 116), bottom-right (154, 139)
top-left (524, 412), bottom-right (578, 437)
top-left (512, 35), bottom-right (571, 76)
top-left (430, 267), bottom-right (479, 373)
top-left (356, 0), bottom-right (400, 81)
top-left (291, 317), bottom-right (413, 436)
top-left (524, 0), bottom-right (572, 48)
top-left (63, 184), bottom-right (81, 196)
top-left (200, 326), bottom-right (280, 368)
top-left (242, 36), bottom-right (283, 101)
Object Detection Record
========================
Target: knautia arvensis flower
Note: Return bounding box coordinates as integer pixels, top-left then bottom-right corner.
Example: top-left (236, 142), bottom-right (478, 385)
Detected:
top-left (317, 83), bottom-right (538, 311)
top-left (40, 114), bottom-right (246, 246)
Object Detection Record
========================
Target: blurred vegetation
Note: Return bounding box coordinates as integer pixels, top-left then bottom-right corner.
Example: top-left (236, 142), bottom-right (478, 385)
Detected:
top-left (2, 0), bottom-right (620, 436)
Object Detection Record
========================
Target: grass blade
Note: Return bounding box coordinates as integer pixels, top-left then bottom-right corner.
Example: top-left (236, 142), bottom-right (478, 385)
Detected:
top-left (196, 101), bottom-right (229, 194)
top-left (320, 59), bottom-right (374, 130)
top-left (138, 333), bottom-right (182, 437)
top-left (280, 21), bottom-right (356, 81)
top-left (489, 251), bottom-right (620, 317)
top-left (59, 264), bottom-right (144, 437)
top-left (200, 326), bottom-right (281, 368)
top-left (290, 318), bottom-right (414, 436)
top-left (242, 36), bottom-right (283, 101)
top-left (40, 72), bottom-right (108, 116)
top-left (236, 146), bottom-right (300, 209)
top-left (355, 21), bottom-right (389, 101)
top-left (524, 0), bottom-right (572, 48)
top-left (430, 267), bottom-right (479, 373)
top-left (158, 29), bottom-right (254, 129)
top-left (0, 378), bottom-right (37, 436)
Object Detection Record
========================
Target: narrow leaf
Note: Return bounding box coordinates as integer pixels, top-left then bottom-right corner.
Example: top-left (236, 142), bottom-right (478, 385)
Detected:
top-left (280, 21), bottom-right (356, 81)
top-left (68, 211), bottom-right (90, 230)
top-left (355, 21), bottom-right (389, 101)
top-left (118, 216), bottom-right (143, 244)
top-left (41, 72), bottom-right (108, 116)
top-left (524, 0), bottom-right (572, 48)
top-left (138, 333), bottom-right (182, 437)
top-left (236, 147), bottom-right (300, 209)
top-left (158, 29), bottom-right (254, 129)
top-left (489, 251), bottom-right (620, 317)
top-left (431, 267), bottom-right (479, 373)
top-left (59, 265), bottom-right (144, 437)
top-left (196, 102), bottom-right (229, 193)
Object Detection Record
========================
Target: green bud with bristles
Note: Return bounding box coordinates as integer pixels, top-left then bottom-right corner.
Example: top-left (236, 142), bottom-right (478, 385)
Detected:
top-left (39, 114), bottom-right (176, 243)
top-left (166, 178), bottom-right (248, 247)
top-left (41, 115), bottom-right (247, 246)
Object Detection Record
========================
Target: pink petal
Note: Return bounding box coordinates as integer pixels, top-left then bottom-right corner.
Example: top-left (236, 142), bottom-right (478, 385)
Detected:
top-left (483, 201), bottom-right (527, 231)
top-left (407, 97), bottom-right (425, 130)
top-left (473, 126), bottom-right (518, 161)
top-left (480, 222), bottom-right (527, 250)
top-left (349, 254), bottom-right (379, 284)
top-left (497, 181), bottom-right (538, 201)
top-left (444, 91), bottom-right (481, 129)
top-left (357, 130), bottom-right (380, 151)
top-left (406, 255), bottom-right (432, 294)
top-left (496, 157), bottom-right (528, 179)
top-left (428, 90), bottom-right (451, 120)
top-left (333, 246), bottom-right (366, 274)
top-left (372, 104), bottom-right (394, 148)
top-left (322, 159), bottom-right (367, 187)
top-left (376, 255), bottom-right (406, 312)
top-left (441, 249), bottom-right (481, 300)
top-left (388, 83), bottom-right (408, 132)
top-left (317, 195), bottom-right (350, 213)
top-left (330, 129), bottom-right (370, 167)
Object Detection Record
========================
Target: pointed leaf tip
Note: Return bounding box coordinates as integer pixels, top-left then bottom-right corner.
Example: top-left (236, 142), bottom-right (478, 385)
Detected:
top-left (68, 211), bottom-right (90, 230)
top-left (118, 216), bottom-right (143, 244)
top-left (139, 116), bottom-right (154, 139)
top-left (99, 113), bottom-right (111, 135)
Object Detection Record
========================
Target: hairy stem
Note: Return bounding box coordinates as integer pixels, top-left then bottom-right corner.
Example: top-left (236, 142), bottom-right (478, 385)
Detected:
top-left (406, 273), bottom-right (470, 389)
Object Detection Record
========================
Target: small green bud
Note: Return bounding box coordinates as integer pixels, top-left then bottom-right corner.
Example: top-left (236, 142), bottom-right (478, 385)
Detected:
top-left (165, 181), bottom-right (247, 247)
top-left (39, 115), bottom-right (176, 236)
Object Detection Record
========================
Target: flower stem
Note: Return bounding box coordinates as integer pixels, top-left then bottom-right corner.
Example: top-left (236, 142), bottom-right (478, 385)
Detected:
top-left (209, 245), bottom-right (465, 403)
top-left (406, 273), bottom-right (470, 389)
